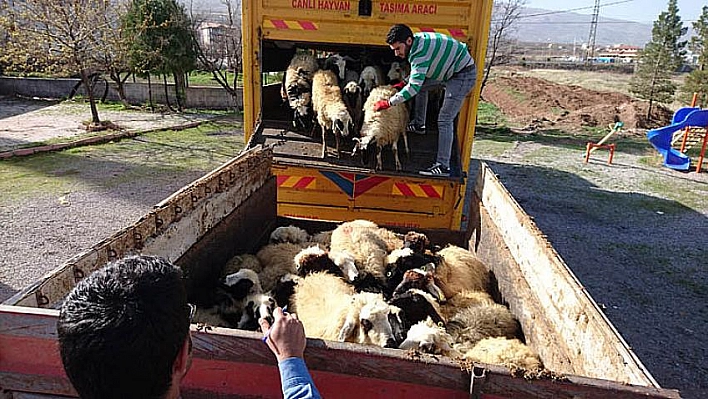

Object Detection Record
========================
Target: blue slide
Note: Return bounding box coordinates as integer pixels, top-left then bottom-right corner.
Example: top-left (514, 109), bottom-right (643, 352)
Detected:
top-left (646, 108), bottom-right (708, 171)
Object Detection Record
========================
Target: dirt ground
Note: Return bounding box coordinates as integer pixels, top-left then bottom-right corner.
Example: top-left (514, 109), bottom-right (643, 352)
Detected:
top-left (482, 71), bottom-right (675, 132)
top-left (1, 73), bottom-right (707, 398)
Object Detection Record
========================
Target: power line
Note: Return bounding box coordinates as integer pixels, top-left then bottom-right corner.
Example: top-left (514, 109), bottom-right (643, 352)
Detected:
top-left (515, 0), bottom-right (635, 20)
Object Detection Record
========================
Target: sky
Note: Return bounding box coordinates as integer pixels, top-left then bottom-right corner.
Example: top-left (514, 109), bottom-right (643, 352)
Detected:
top-left (525, 0), bottom-right (704, 24)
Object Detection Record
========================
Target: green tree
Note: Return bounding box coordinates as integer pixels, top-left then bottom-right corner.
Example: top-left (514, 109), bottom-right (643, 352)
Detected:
top-left (1, 0), bottom-right (119, 126)
top-left (629, 0), bottom-right (688, 119)
top-left (123, 0), bottom-right (197, 111)
top-left (681, 6), bottom-right (708, 106)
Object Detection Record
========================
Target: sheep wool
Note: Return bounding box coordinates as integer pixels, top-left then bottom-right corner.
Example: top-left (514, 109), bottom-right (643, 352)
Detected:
top-left (447, 303), bottom-right (520, 347)
top-left (440, 289), bottom-right (496, 321)
top-left (270, 225), bottom-right (311, 245)
top-left (256, 242), bottom-right (306, 292)
top-left (356, 85), bottom-right (409, 171)
top-left (462, 337), bottom-right (543, 372)
top-left (221, 253), bottom-right (263, 277)
top-left (399, 316), bottom-right (456, 356)
top-left (435, 245), bottom-right (490, 298)
top-left (330, 220), bottom-right (388, 281)
top-left (312, 70), bottom-right (352, 158)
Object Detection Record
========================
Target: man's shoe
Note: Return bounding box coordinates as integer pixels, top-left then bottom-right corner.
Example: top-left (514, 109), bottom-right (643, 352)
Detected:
top-left (406, 123), bottom-right (426, 135)
top-left (419, 162), bottom-right (450, 177)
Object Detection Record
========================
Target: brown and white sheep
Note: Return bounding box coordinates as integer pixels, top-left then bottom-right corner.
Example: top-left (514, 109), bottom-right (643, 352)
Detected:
top-left (312, 70), bottom-right (352, 158)
top-left (292, 272), bottom-right (398, 348)
top-left (354, 85), bottom-right (409, 171)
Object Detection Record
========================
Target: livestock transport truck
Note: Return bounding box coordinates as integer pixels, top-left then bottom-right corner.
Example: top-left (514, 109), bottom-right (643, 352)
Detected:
top-left (0, 1), bottom-right (681, 398)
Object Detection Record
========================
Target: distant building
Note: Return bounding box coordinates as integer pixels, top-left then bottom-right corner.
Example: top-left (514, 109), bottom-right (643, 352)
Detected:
top-left (197, 22), bottom-right (241, 70)
top-left (597, 45), bottom-right (641, 63)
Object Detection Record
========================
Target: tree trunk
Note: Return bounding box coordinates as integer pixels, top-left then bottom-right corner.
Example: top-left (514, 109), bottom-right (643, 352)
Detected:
top-left (173, 71), bottom-right (186, 111)
top-left (481, 28), bottom-right (503, 95)
top-left (163, 74), bottom-right (175, 112)
top-left (80, 69), bottom-right (101, 125)
top-left (148, 74), bottom-right (154, 112)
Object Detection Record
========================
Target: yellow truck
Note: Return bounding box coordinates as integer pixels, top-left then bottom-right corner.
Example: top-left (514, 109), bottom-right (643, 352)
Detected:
top-left (242, 0), bottom-right (491, 230)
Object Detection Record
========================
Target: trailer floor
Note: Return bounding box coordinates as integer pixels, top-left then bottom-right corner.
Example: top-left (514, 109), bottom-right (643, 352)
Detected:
top-left (257, 120), bottom-right (461, 178)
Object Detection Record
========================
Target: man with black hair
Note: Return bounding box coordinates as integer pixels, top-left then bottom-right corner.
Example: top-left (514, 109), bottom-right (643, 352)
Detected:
top-left (58, 255), bottom-right (320, 399)
top-left (375, 23), bottom-right (477, 177)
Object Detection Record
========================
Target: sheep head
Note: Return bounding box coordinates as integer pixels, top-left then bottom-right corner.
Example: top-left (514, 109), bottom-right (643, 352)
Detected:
top-left (392, 268), bottom-right (445, 302)
top-left (294, 245), bottom-right (343, 278)
top-left (223, 269), bottom-right (263, 299)
top-left (337, 292), bottom-right (397, 348)
top-left (399, 317), bottom-right (453, 355)
top-left (403, 231), bottom-right (431, 254)
top-left (384, 250), bottom-right (439, 298)
top-left (329, 249), bottom-right (358, 282)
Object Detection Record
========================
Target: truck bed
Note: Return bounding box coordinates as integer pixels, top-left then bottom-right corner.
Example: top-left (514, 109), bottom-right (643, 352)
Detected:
top-left (258, 120), bottom-right (442, 175)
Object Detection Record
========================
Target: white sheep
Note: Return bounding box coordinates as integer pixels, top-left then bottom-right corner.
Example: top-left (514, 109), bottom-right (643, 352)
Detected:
top-left (284, 53), bottom-right (319, 126)
top-left (359, 65), bottom-right (385, 99)
top-left (434, 245), bottom-right (490, 299)
top-left (386, 61), bottom-right (410, 83)
top-left (460, 337), bottom-right (543, 372)
top-left (446, 303), bottom-right (520, 348)
top-left (399, 316), bottom-right (455, 356)
top-left (270, 225), bottom-right (311, 245)
top-left (330, 220), bottom-right (388, 285)
top-left (221, 253), bottom-right (263, 277)
top-left (312, 70), bottom-right (352, 158)
top-left (354, 85), bottom-right (409, 171)
top-left (292, 272), bottom-right (398, 347)
top-left (256, 242), bottom-right (307, 292)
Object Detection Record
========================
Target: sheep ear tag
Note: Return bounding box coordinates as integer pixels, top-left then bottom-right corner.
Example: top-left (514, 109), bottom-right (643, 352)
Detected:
top-left (320, 171), bottom-right (389, 199)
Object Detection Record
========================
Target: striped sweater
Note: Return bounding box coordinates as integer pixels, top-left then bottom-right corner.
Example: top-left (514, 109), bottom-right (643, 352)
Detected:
top-left (389, 32), bottom-right (474, 106)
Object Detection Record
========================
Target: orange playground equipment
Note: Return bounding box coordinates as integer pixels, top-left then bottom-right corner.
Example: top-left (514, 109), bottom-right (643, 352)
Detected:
top-left (585, 121), bottom-right (623, 165)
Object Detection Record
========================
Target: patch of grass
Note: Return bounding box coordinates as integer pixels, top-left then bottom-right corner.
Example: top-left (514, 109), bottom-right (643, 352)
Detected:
top-left (0, 120), bottom-right (244, 205)
top-left (476, 101), bottom-right (507, 126)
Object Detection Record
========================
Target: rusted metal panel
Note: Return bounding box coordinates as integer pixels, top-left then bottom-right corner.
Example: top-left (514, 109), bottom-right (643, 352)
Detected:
top-left (472, 163), bottom-right (657, 387)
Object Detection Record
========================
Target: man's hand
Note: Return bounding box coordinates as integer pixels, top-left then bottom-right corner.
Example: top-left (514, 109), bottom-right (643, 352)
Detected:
top-left (374, 100), bottom-right (391, 112)
top-left (391, 81), bottom-right (406, 90)
top-left (259, 307), bottom-right (306, 363)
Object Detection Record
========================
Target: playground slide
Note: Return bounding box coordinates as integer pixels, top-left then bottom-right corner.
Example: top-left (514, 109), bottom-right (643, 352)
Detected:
top-left (646, 108), bottom-right (708, 171)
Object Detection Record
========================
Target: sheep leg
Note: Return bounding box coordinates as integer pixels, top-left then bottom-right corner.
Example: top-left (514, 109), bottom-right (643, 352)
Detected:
top-left (376, 145), bottom-right (383, 170)
top-left (393, 143), bottom-right (401, 171)
top-left (321, 128), bottom-right (327, 158)
top-left (402, 131), bottom-right (410, 160)
top-left (335, 131), bottom-right (341, 158)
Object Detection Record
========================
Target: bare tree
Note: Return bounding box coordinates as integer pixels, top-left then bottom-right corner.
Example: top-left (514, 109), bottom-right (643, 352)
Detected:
top-left (1, 0), bottom-right (119, 127)
top-left (187, 0), bottom-right (243, 110)
top-left (480, 0), bottom-right (526, 94)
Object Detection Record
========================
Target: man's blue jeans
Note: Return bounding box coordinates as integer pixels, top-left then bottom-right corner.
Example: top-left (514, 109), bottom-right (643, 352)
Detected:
top-left (412, 64), bottom-right (477, 169)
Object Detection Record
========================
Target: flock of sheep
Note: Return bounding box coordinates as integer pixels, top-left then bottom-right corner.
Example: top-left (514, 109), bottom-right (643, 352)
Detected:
top-left (281, 52), bottom-right (412, 171)
top-left (193, 220), bottom-right (544, 372)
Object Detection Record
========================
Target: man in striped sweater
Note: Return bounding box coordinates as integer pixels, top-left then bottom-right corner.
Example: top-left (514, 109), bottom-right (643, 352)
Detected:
top-left (374, 24), bottom-right (477, 177)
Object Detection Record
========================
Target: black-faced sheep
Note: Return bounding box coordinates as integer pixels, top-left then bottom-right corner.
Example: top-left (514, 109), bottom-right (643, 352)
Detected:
top-left (384, 248), bottom-right (439, 297)
top-left (389, 288), bottom-right (445, 326)
top-left (270, 225), bottom-right (311, 245)
top-left (284, 52), bottom-right (319, 131)
top-left (237, 293), bottom-right (277, 331)
top-left (312, 70), bottom-right (352, 158)
top-left (292, 272), bottom-right (398, 348)
top-left (272, 273), bottom-right (299, 309)
top-left (354, 85), bottom-right (409, 171)
top-left (342, 80), bottom-right (364, 135)
top-left (391, 268), bottom-right (445, 302)
top-left (435, 245), bottom-right (490, 299)
top-left (460, 337), bottom-right (543, 372)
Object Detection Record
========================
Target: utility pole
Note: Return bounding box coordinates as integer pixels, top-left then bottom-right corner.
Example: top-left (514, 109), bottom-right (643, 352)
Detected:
top-left (585, 0), bottom-right (600, 65)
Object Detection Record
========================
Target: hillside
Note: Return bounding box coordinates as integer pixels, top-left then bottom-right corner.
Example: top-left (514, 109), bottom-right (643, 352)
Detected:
top-left (514, 7), bottom-right (652, 46)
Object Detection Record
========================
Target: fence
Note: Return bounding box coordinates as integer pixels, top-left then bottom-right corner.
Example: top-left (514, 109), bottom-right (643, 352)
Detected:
top-left (0, 77), bottom-right (243, 110)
